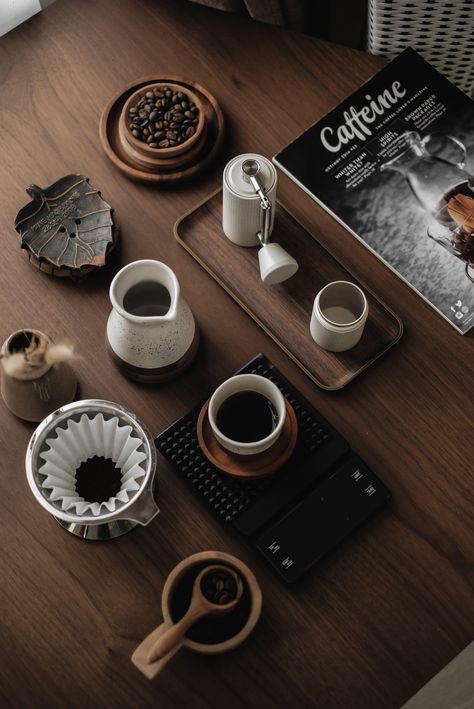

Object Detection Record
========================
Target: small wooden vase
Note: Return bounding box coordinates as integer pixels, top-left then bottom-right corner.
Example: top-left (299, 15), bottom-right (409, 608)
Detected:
top-left (0, 330), bottom-right (77, 423)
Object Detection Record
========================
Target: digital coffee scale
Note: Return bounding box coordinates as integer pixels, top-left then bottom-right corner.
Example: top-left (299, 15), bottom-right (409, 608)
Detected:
top-left (155, 354), bottom-right (391, 583)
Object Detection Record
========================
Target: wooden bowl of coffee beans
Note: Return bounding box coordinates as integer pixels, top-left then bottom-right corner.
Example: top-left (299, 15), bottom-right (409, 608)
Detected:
top-left (119, 82), bottom-right (206, 169)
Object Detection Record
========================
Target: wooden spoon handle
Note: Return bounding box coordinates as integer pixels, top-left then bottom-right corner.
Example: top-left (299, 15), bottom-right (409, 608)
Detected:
top-left (146, 606), bottom-right (207, 663)
top-left (132, 621), bottom-right (183, 679)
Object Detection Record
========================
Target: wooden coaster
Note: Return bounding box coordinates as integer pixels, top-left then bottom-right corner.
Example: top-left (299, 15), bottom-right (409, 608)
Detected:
top-left (196, 398), bottom-right (298, 479)
top-left (106, 328), bottom-right (199, 384)
top-left (99, 76), bottom-right (225, 185)
top-left (175, 189), bottom-right (403, 390)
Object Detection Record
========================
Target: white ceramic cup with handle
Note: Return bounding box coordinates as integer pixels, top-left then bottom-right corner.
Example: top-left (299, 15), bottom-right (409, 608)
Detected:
top-left (310, 281), bottom-right (368, 352)
top-left (208, 374), bottom-right (286, 456)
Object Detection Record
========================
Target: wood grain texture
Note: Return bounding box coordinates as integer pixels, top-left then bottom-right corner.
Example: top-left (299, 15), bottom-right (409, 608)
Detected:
top-left (176, 189), bottom-right (403, 389)
top-left (0, 1), bottom-right (472, 708)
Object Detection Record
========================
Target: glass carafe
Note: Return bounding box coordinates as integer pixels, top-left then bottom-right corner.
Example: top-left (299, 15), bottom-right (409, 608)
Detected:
top-left (380, 131), bottom-right (474, 282)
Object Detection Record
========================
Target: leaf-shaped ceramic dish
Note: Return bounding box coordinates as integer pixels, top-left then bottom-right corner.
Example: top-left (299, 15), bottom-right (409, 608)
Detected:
top-left (14, 174), bottom-right (118, 280)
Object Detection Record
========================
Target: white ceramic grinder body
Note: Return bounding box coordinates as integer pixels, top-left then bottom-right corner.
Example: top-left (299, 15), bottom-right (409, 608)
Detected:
top-left (222, 154), bottom-right (298, 284)
top-left (222, 153), bottom-right (277, 247)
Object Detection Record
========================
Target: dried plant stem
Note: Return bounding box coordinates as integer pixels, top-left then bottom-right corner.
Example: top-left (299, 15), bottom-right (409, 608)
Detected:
top-left (1, 332), bottom-right (75, 379)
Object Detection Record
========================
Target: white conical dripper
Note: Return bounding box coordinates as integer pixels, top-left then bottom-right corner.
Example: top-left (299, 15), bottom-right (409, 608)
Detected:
top-left (38, 412), bottom-right (148, 517)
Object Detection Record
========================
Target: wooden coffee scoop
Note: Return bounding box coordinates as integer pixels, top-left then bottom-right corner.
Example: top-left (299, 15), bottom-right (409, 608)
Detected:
top-left (146, 565), bottom-right (243, 663)
top-left (132, 564), bottom-right (243, 674)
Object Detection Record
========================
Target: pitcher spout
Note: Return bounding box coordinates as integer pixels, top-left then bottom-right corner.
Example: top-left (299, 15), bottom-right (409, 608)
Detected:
top-left (109, 259), bottom-right (179, 324)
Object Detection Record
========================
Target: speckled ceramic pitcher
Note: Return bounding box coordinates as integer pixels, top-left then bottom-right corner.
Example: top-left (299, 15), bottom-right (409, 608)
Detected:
top-left (106, 260), bottom-right (198, 383)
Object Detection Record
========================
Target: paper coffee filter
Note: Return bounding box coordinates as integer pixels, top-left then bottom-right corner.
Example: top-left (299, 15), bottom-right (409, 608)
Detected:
top-left (38, 412), bottom-right (148, 517)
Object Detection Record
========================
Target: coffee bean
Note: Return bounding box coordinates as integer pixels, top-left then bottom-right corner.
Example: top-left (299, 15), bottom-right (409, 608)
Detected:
top-left (149, 142), bottom-right (158, 148)
top-left (127, 86), bottom-right (201, 148)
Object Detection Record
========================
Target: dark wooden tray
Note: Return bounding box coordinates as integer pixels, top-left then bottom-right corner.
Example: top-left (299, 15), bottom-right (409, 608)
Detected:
top-left (174, 189), bottom-right (403, 390)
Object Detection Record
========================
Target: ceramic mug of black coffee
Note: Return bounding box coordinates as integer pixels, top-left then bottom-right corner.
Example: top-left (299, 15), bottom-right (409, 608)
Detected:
top-left (208, 374), bottom-right (286, 455)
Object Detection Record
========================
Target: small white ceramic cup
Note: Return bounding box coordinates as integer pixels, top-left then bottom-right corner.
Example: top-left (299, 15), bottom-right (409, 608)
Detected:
top-left (208, 374), bottom-right (286, 456)
top-left (310, 281), bottom-right (368, 352)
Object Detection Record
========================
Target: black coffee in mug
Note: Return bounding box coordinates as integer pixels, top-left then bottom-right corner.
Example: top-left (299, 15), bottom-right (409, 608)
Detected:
top-left (216, 390), bottom-right (278, 443)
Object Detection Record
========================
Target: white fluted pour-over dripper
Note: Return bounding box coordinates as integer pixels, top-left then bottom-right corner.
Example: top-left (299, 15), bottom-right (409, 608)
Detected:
top-left (38, 412), bottom-right (147, 517)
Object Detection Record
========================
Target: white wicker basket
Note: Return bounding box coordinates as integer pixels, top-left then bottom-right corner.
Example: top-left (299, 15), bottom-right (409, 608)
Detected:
top-left (367, 0), bottom-right (474, 96)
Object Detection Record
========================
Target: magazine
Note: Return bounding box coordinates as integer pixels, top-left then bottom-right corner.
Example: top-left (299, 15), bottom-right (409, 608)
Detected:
top-left (273, 48), bottom-right (474, 334)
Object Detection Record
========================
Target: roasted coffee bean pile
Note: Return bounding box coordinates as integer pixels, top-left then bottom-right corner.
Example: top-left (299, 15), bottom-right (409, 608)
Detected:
top-left (201, 569), bottom-right (238, 605)
top-left (127, 86), bottom-right (200, 149)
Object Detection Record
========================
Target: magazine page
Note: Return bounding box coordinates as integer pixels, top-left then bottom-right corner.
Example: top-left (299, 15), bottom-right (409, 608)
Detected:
top-left (273, 48), bottom-right (474, 334)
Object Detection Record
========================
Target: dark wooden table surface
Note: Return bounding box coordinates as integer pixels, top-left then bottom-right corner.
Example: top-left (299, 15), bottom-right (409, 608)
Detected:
top-left (0, 1), bottom-right (472, 707)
